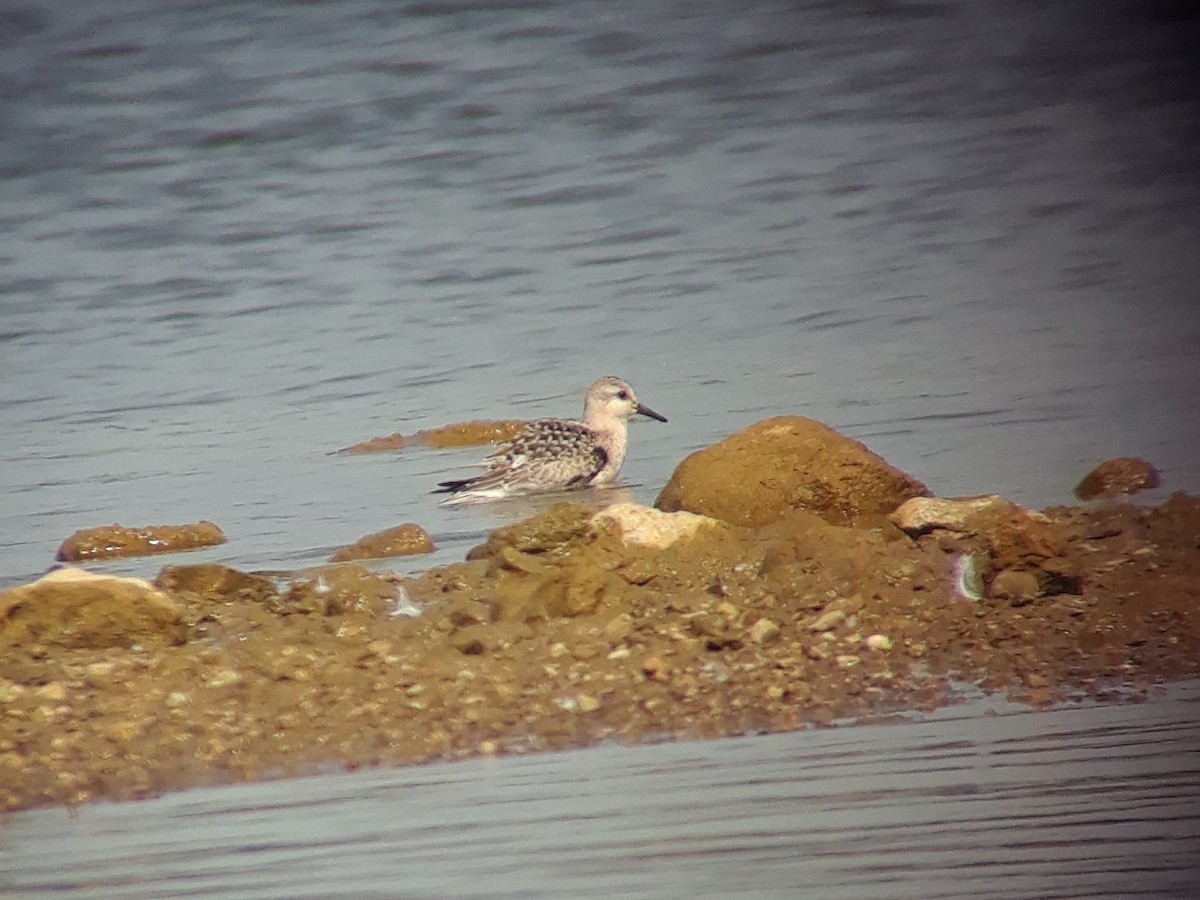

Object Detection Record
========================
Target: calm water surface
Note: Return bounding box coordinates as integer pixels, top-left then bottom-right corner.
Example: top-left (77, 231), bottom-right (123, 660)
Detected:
top-left (2, 1), bottom-right (1199, 895)
top-left (4, 683), bottom-right (1199, 899)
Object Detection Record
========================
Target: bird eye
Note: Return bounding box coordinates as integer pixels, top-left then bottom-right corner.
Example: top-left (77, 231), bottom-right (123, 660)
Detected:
top-left (616, 390), bottom-right (629, 400)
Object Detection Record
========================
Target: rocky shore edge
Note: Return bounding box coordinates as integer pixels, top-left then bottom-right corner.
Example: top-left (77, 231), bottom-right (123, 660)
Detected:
top-left (2, 417), bottom-right (1196, 813)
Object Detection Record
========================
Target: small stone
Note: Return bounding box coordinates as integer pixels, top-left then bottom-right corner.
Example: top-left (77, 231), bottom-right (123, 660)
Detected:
top-left (748, 618), bottom-right (781, 644)
top-left (577, 693), bottom-right (601, 713)
top-left (864, 634), bottom-right (893, 651)
top-left (366, 640), bottom-right (393, 657)
top-left (165, 691), bottom-right (191, 708)
top-left (105, 721), bottom-right (141, 744)
top-left (835, 654), bottom-right (862, 669)
top-left (767, 684), bottom-right (786, 700)
top-left (0, 681), bottom-right (26, 704)
top-left (207, 669), bottom-right (242, 689)
top-left (603, 614), bottom-right (633, 643)
top-left (808, 609), bottom-right (845, 632)
top-left (716, 601), bottom-right (740, 620)
top-left (642, 656), bottom-right (668, 679)
top-left (36, 682), bottom-right (68, 702)
top-left (990, 569), bottom-right (1041, 604)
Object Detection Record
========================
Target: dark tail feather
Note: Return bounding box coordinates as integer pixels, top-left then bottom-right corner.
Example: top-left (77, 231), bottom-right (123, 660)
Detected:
top-left (433, 478), bottom-right (474, 495)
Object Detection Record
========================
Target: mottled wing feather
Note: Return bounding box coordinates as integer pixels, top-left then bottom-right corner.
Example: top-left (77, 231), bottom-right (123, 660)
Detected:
top-left (437, 418), bottom-right (607, 497)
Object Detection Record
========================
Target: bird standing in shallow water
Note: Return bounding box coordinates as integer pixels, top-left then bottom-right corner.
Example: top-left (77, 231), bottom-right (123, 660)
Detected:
top-left (434, 375), bottom-right (667, 506)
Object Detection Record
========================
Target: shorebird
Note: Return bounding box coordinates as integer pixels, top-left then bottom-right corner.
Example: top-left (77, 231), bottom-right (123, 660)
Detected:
top-left (434, 375), bottom-right (667, 506)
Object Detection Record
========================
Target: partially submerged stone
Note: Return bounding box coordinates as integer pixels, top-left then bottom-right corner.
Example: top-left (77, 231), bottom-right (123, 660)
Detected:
top-left (1075, 457), bottom-right (1160, 500)
top-left (337, 432), bottom-right (407, 454)
top-left (57, 521), bottom-right (226, 561)
top-left (0, 568), bottom-right (186, 650)
top-left (330, 523), bottom-right (434, 561)
top-left (413, 420), bottom-right (525, 449)
top-left (337, 420), bottom-right (524, 454)
top-left (656, 416), bottom-right (930, 529)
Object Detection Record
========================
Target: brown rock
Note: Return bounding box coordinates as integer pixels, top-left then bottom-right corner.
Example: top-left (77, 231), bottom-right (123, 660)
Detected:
top-left (655, 416), bottom-right (929, 528)
top-left (748, 618), bottom-right (781, 644)
top-left (329, 523), bottom-right (434, 561)
top-left (57, 521), bottom-right (226, 561)
top-left (1075, 457), bottom-right (1160, 500)
top-left (337, 420), bottom-right (524, 455)
top-left (0, 568), bottom-right (186, 650)
top-left (989, 569), bottom-right (1042, 604)
top-left (336, 432), bottom-right (407, 454)
top-left (891, 495), bottom-right (1066, 571)
top-left (467, 503), bottom-right (595, 561)
top-left (531, 559), bottom-right (627, 619)
top-left (808, 608), bottom-right (846, 632)
top-left (155, 563), bottom-right (277, 603)
top-left (411, 419), bottom-right (525, 449)
top-left (284, 564), bottom-right (403, 617)
top-left (1038, 557), bottom-right (1083, 595)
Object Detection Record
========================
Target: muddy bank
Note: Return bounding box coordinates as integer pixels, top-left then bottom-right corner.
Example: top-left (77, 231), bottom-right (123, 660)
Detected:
top-left (1, 422), bottom-right (1197, 813)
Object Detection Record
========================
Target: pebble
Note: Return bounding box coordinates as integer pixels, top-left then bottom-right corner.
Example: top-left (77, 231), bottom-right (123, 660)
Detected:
top-left (36, 682), bottom-right (68, 702)
top-left (809, 609), bottom-right (845, 632)
top-left (748, 618), bottom-right (781, 644)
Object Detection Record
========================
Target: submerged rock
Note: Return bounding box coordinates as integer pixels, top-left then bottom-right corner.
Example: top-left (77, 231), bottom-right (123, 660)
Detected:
top-left (337, 432), bottom-right (407, 454)
top-left (0, 568), bottom-right (186, 650)
top-left (411, 419), bottom-right (525, 449)
top-left (655, 416), bottom-right (930, 529)
top-left (337, 420), bottom-right (524, 454)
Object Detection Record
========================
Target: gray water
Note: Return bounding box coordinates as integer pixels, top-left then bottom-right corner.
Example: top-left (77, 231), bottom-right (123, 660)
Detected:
top-left (3, 0), bottom-right (1199, 895)
top-left (4, 683), bottom-right (1199, 899)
